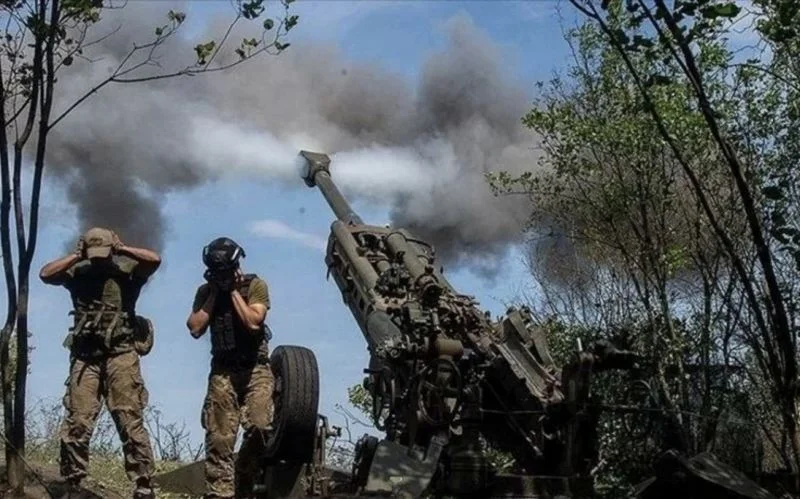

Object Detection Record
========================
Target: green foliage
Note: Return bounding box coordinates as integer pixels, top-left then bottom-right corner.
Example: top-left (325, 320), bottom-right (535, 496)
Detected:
top-left (753, 0), bottom-right (800, 43)
top-left (240, 0), bottom-right (266, 20)
top-left (489, 1), bottom-right (791, 489)
top-left (6, 398), bottom-right (201, 497)
top-left (194, 40), bottom-right (216, 65)
top-left (60, 0), bottom-right (102, 23)
top-left (347, 383), bottom-right (372, 420)
top-left (285, 14), bottom-right (299, 31)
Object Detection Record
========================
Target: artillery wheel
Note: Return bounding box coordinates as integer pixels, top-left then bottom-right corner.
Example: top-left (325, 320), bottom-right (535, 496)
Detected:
top-left (265, 345), bottom-right (320, 462)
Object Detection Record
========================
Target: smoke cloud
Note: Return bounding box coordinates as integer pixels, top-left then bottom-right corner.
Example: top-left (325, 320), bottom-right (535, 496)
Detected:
top-left (45, 1), bottom-right (540, 272)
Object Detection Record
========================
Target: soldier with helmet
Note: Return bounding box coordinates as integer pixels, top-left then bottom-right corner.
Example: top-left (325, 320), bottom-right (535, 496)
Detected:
top-left (186, 237), bottom-right (274, 499)
top-left (39, 227), bottom-right (160, 499)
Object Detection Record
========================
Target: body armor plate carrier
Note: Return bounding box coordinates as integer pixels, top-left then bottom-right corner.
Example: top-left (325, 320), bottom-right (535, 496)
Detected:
top-left (209, 273), bottom-right (272, 368)
top-left (62, 256), bottom-right (154, 358)
top-left (64, 299), bottom-right (135, 357)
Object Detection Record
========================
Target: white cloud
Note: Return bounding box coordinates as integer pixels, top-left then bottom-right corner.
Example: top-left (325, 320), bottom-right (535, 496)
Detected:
top-left (248, 219), bottom-right (327, 251)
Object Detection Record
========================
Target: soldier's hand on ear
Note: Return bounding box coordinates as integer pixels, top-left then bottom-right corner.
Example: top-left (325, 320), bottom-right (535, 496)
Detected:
top-left (111, 231), bottom-right (123, 252)
top-left (204, 270), bottom-right (221, 295)
top-left (74, 237), bottom-right (85, 257)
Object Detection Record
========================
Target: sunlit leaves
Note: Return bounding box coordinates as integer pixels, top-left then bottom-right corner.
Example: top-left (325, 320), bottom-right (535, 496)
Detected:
top-left (346, 384), bottom-right (371, 418)
top-left (754, 0), bottom-right (800, 44)
top-left (154, 10), bottom-right (186, 38)
top-left (194, 40), bottom-right (216, 65)
top-left (60, 0), bottom-right (102, 23)
top-left (235, 37), bottom-right (260, 60)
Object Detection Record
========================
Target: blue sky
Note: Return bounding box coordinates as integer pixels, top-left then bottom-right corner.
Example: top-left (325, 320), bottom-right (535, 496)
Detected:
top-left (19, 0), bottom-right (572, 452)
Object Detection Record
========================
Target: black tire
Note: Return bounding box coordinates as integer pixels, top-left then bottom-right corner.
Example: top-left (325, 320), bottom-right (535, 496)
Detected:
top-left (265, 345), bottom-right (320, 462)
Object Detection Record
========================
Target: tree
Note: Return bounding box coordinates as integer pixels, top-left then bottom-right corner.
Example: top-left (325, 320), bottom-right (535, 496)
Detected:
top-left (488, 4), bottom-right (791, 492)
top-left (558, 0), bottom-right (800, 479)
top-left (0, 0), bottom-right (298, 492)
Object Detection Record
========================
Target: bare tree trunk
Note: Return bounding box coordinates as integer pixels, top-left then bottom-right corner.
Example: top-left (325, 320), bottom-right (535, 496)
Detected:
top-left (0, 21), bottom-right (17, 480)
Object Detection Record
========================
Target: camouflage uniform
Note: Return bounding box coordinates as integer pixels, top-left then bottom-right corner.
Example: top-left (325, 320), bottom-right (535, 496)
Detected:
top-left (192, 275), bottom-right (274, 498)
top-left (45, 228), bottom-right (156, 497)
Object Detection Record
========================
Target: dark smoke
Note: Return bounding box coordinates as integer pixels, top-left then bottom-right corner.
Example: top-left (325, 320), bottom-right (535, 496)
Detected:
top-left (44, 2), bottom-right (540, 271)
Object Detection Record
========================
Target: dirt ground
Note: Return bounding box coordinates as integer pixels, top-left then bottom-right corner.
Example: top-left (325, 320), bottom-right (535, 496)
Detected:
top-left (0, 461), bottom-right (127, 499)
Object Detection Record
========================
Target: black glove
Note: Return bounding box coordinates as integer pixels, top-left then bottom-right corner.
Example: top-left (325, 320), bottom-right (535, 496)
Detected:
top-left (205, 268), bottom-right (235, 292)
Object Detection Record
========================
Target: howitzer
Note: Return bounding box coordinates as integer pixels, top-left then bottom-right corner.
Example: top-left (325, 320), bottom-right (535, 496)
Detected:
top-left (300, 150), bottom-right (642, 497)
top-left (150, 151), bottom-right (773, 499)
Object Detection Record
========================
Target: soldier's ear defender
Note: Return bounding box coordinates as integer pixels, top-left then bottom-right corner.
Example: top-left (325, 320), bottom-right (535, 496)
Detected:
top-left (202, 237), bottom-right (246, 270)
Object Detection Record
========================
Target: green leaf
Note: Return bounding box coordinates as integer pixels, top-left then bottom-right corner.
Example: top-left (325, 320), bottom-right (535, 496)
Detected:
top-left (194, 40), bottom-right (216, 64)
top-left (613, 28), bottom-right (630, 45)
top-left (700, 2), bottom-right (741, 19)
top-left (263, 18), bottom-right (274, 30)
top-left (632, 34), bottom-right (655, 49)
top-left (286, 14), bottom-right (299, 31)
top-left (762, 185), bottom-right (784, 200)
top-left (241, 0), bottom-right (265, 20)
top-left (155, 27), bottom-right (163, 36)
top-left (168, 10), bottom-right (186, 24)
top-left (645, 74), bottom-right (673, 87)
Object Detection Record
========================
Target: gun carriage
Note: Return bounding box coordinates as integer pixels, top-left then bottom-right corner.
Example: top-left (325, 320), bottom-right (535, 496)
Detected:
top-left (298, 150), bottom-right (640, 498)
top-left (154, 151), bottom-right (776, 499)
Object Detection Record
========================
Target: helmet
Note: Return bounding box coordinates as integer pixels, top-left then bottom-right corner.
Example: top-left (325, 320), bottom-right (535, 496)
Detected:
top-left (202, 237), bottom-right (245, 271)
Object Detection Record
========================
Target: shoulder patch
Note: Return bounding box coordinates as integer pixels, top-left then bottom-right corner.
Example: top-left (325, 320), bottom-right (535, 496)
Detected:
top-left (69, 260), bottom-right (90, 275)
top-left (113, 255), bottom-right (139, 275)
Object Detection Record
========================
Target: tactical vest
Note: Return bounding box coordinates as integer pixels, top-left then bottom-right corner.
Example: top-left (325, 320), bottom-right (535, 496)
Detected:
top-left (209, 273), bottom-right (271, 367)
top-left (64, 256), bottom-right (141, 358)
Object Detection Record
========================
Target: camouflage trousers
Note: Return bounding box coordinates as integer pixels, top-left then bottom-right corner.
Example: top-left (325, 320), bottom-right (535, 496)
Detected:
top-left (59, 350), bottom-right (155, 486)
top-left (202, 361), bottom-right (275, 498)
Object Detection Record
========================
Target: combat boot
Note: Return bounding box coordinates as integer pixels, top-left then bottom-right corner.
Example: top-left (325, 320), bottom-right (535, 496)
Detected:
top-left (132, 477), bottom-right (155, 499)
top-left (133, 488), bottom-right (154, 499)
top-left (57, 478), bottom-right (84, 499)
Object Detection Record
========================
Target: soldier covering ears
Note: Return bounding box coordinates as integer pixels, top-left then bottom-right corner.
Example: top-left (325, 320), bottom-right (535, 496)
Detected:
top-left (39, 227), bottom-right (160, 499)
top-left (186, 237), bottom-right (274, 499)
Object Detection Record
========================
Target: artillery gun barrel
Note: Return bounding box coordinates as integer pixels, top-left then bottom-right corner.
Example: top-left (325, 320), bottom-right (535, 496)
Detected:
top-left (300, 151), bottom-right (434, 281)
top-left (299, 150), bottom-right (363, 226)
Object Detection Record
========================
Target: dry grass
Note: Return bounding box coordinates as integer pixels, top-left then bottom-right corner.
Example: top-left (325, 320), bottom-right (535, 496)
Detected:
top-left (0, 398), bottom-right (204, 498)
top-left (0, 450), bottom-right (195, 498)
